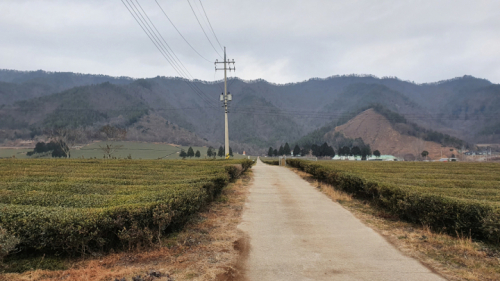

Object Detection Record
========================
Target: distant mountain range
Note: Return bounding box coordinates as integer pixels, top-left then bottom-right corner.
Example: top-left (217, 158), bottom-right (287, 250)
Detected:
top-left (0, 69), bottom-right (499, 153)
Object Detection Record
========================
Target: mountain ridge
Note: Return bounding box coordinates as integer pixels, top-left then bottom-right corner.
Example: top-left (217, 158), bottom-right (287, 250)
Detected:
top-left (1, 69), bottom-right (499, 152)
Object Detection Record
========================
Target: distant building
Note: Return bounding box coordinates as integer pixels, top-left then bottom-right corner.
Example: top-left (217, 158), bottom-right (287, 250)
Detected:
top-left (242, 151), bottom-right (246, 155)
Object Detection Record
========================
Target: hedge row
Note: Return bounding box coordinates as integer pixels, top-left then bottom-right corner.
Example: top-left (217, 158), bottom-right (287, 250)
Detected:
top-left (287, 159), bottom-right (500, 244)
top-left (0, 159), bottom-right (253, 255)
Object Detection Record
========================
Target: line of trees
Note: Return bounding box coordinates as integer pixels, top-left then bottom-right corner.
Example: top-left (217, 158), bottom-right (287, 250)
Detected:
top-left (268, 142), bottom-right (377, 160)
top-left (205, 146), bottom-right (233, 158)
top-left (337, 145), bottom-right (372, 160)
top-left (268, 143), bottom-right (294, 157)
top-left (179, 146), bottom-right (201, 158)
top-left (268, 142), bottom-right (336, 157)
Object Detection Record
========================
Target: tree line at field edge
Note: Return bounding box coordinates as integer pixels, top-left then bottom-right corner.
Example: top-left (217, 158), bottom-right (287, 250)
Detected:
top-left (267, 142), bottom-right (381, 160)
top-left (179, 146), bottom-right (233, 159)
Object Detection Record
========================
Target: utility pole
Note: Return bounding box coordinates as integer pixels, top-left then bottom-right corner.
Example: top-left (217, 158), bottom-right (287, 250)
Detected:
top-left (215, 47), bottom-right (235, 158)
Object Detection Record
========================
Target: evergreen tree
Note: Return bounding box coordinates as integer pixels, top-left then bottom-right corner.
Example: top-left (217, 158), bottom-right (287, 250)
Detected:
top-left (283, 143), bottom-right (291, 155)
top-left (229, 147), bottom-right (233, 157)
top-left (311, 144), bottom-right (319, 156)
top-left (373, 150), bottom-right (381, 158)
top-left (268, 147), bottom-right (274, 157)
top-left (293, 145), bottom-right (301, 156)
top-left (218, 146), bottom-right (224, 158)
top-left (421, 150), bottom-right (429, 159)
top-left (327, 146), bottom-right (335, 157)
top-left (351, 146), bottom-right (361, 157)
top-left (195, 150), bottom-right (201, 158)
top-left (300, 147), bottom-right (309, 156)
top-left (340, 146), bottom-right (351, 157)
top-left (361, 145), bottom-right (371, 160)
top-left (273, 149), bottom-right (278, 156)
top-left (278, 145), bottom-right (284, 156)
top-left (207, 146), bottom-right (213, 157)
top-left (179, 149), bottom-right (187, 158)
top-left (320, 142), bottom-right (329, 156)
top-left (187, 146), bottom-right (195, 158)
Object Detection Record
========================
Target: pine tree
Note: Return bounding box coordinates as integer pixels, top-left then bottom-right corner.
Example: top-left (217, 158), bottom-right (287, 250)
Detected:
top-left (283, 143), bottom-right (291, 155)
top-left (340, 146), bottom-right (351, 157)
top-left (311, 144), bottom-right (319, 156)
top-left (278, 145), bottom-right (284, 156)
top-left (218, 146), bottom-right (224, 158)
top-left (351, 146), bottom-right (361, 157)
top-left (207, 147), bottom-right (213, 157)
top-left (229, 147), bottom-right (233, 157)
top-left (293, 145), bottom-right (300, 156)
top-left (327, 146), bottom-right (335, 157)
top-left (187, 146), bottom-right (195, 158)
top-left (421, 150), bottom-right (428, 159)
top-left (361, 145), bottom-right (371, 160)
top-left (179, 149), bottom-right (187, 158)
top-left (268, 147), bottom-right (274, 157)
top-left (320, 142), bottom-right (329, 157)
top-left (273, 149), bottom-right (278, 156)
top-left (195, 150), bottom-right (201, 158)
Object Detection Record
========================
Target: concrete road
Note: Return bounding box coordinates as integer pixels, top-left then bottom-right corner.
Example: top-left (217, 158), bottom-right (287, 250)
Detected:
top-left (237, 159), bottom-right (445, 281)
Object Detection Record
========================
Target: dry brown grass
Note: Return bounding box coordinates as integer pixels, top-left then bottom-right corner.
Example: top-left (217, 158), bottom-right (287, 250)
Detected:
top-left (291, 168), bottom-right (500, 281)
top-left (1, 171), bottom-right (253, 281)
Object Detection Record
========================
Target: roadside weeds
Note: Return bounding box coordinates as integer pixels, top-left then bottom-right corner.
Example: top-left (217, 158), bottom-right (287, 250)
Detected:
top-left (1, 171), bottom-right (253, 281)
top-left (292, 168), bottom-right (500, 281)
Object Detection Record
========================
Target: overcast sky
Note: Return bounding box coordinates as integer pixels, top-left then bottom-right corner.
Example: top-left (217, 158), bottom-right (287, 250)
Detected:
top-left (1, 0), bottom-right (499, 84)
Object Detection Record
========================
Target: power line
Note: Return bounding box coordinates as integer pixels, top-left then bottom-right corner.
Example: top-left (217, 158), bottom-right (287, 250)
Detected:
top-left (133, 0), bottom-right (194, 79)
top-left (186, 0), bottom-right (223, 58)
top-left (122, 0), bottom-right (218, 107)
top-left (122, 0), bottom-right (185, 77)
top-left (197, 0), bottom-right (224, 50)
top-left (154, 0), bottom-right (212, 63)
top-left (127, 0), bottom-right (191, 79)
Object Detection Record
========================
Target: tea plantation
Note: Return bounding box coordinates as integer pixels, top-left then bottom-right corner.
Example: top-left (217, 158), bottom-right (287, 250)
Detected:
top-left (287, 159), bottom-right (500, 244)
top-left (0, 159), bottom-right (252, 255)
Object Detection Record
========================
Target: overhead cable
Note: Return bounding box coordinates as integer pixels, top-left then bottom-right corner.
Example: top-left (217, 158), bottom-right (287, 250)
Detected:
top-left (186, 0), bottom-right (223, 58)
top-left (121, 0), bottom-right (217, 107)
top-left (198, 0), bottom-right (224, 50)
top-left (154, 0), bottom-right (212, 63)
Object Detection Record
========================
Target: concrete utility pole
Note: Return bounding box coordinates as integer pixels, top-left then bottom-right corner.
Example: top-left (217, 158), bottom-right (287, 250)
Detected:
top-left (215, 47), bottom-right (235, 158)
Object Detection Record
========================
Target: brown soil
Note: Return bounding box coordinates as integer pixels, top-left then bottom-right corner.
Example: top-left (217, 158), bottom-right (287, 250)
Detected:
top-left (330, 109), bottom-right (457, 160)
top-left (2, 172), bottom-right (253, 281)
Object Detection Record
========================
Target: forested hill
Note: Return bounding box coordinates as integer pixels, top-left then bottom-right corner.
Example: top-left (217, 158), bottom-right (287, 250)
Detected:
top-left (0, 69), bottom-right (134, 104)
top-left (1, 69), bottom-right (499, 150)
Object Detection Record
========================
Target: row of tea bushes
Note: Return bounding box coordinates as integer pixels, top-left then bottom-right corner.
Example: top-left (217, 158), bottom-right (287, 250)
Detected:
top-left (0, 159), bottom-right (253, 255)
top-left (287, 159), bottom-right (500, 244)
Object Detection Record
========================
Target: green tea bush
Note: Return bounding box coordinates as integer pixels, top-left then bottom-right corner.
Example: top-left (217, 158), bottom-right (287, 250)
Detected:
top-left (287, 159), bottom-right (500, 244)
top-left (0, 159), bottom-right (252, 256)
top-left (0, 227), bottom-right (19, 264)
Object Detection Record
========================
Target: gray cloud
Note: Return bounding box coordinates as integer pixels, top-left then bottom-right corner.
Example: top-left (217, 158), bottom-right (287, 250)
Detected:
top-left (0, 0), bottom-right (499, 83)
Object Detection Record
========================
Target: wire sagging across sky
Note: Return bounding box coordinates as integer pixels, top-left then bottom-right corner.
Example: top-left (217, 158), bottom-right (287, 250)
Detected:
top-left (120, 0), bottom-right (218, 108)
top-left (186, 0), bottom-right (223, 58)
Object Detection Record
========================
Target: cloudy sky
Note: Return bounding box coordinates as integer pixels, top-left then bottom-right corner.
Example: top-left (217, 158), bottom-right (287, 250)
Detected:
top-left (1, 0), bottom-right (499, 84)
